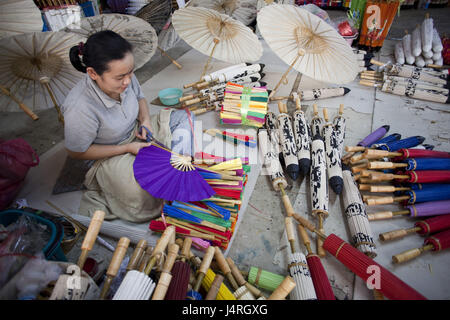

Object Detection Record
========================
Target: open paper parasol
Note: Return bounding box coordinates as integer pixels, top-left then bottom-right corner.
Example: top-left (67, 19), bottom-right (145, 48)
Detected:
top-left (136, 0), bottom-right (173, 35)
top-left (0, 0), bottom-right (43, 39)
top-left (0, 31), bottom-right (86, 122)
top-left (63, 14), bottom-right (157, 70)
top-left (256, 4), bottom-right (359, 98)
top-left (187, 0), bottom-right (258, 26)
top-left (172, 6), bottom-right (263, 78)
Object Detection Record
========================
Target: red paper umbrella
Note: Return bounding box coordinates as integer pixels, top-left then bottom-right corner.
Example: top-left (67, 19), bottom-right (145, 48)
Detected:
top-left (379, 215), bottom-right (450, 241)
top-left (392, 229), bottom-right (450, 264)
top-left (369, 170), bottom-right (450, 184)
top-left (165, 237), bottom-right (192, 300)
top-left (398, 148), bottom-right (450, 160)
top-left (291, 214), bottom-right (427, 300)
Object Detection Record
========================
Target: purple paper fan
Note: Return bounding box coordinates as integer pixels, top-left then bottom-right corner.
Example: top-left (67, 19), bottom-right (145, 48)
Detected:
top-left (133, 144), bottom-right (215, 201)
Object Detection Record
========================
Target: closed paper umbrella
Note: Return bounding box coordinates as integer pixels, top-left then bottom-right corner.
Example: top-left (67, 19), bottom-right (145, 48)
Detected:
top-left (267, 276), bottom-right (296, 300)
top-left (277, 101), bottom-right (299, 181)
top-left (421, 14), bottom-right (433, 54)
top-left (264, 112), bottom-right (283, 165)
top-left (403, 158), bottom-right (450, 171)
top-left (187, 246), bottom-right (216, 300)
top-left (226, 257), bottom-right (266, 299)
top-left (63, 14), bottom-right (158, 70)
top-left (392, 229), bottom-right (450, 264)
top-left (165, 237), bottom-right (192, 300)
top-left (368, 199), bottom-right (450, 221)
top-left (292, 96), bottom-right (311, 177)
top-left (381, 75), bottom-right (449, 95)
top-left (380, 215), bottom-right (450, 242)
top-left (323, 108), bottom-right (343, 195)
top-left (152, 243), bottom-right (180, 300)
top-left (0, 0), bottom-right (42, 39)
top-left (333, 104), bottom-right (346, 158)
top-left (402, 31), bottom-right (415, 65)
top-left (247, 267), bottom-right (284, 292)
top-left (201, 268), bottom-right (236, 300)
top-left (291, 220), bottom-right (427, 300)
top-left (342, 166), bottom-right (377, 258)
top-left (397, 148), bottom-right (450, 160)
top-left (380, 81), bottom-right (449, 104)
top-left (271, 87), bottom-right (351, 102)
top-left (432, 28), bottom-right (443, 53)
top-left (367, 170), bottom-right (450, 184)
top-left (172, 7), bottom-right (262, 79)
top-left (187, 0), bottom-right (258, 26)
top-left (0, 31), bottom-right (86, 122)
top-left (377, 136), bottom-right (426, 152)
top-left (310, 117), bottom-right (328, 257)
top-left (394, 42), bottom-right (405, 65)
top-left (411, 25), bottom-right (422, 58)
top-left (258, 4), bottom-right (358, 96)
top-left (113, 226), bottom-right (175, 300)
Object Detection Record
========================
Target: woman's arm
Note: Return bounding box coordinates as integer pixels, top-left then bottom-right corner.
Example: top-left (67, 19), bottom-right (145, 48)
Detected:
top-left (67, 141), bottom-right (150, 160)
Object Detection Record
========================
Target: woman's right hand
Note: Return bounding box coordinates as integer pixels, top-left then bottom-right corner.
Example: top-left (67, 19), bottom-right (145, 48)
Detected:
top-left (127, 142), bottom-right (151, 155)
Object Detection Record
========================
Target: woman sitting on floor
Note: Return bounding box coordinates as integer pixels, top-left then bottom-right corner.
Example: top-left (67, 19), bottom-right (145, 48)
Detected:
top-left (63, 30), bottom-right (195, 223)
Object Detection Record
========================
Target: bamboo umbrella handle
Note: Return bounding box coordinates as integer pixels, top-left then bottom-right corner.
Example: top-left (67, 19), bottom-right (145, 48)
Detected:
top-left (226, 257), bottom-right (265, 298)
top-left (345, 146), bottom-right (366, 152)
top-left (138, 245), bottom-right (154, 272)
top-left (364, 149), bottom-right (402, 159)
top-left (267, 276), bottom-right (296, 300)
top-left (379, 227), bottom-right (420, 241)
top-left (270, 96), bottom-right (290, 101)
top-left (183, 97), bottom-right (204, 106)
top-left (358, 184), bottom-right (372, 191)
top-left (370, 59), bottom-right (384, 66)
top-left (205, 274), bottom-right (224, 300)
top-left (145, 225), bottom-right (176, 274)
top-left (127, 239), bottom-right (147, 271)
top-left (214, 246), bottom-right (239, 291)
top-left (295, 96), bottom-right (301, 111)
top-left (338, 103), bottom-right (344, 115)
top-left (317, 214), bottom-right (326, 257)
top-left (323, 108), bottom-right (329, 122)
top-left (285, 217), bottom-right (296, 253)
top-left (0, 85), bottom-right (39, 121)
top-left (392, 244), bottom-right (434, 264)
top-left (184, 80), bottom-right (202, 89)
top-left (179, 94), bottom-right (197, 102)
top-left (152, 243), bottom-right (180, 300)
top-left (100, 237), bottom-right (130, 299)
top-left (297, 224), bottom-right (313, 254)
top-left (368, 210), bottom-right (410, 221)
top-left (366, 195), bottom-right (410, 206)
top-left (368, 161), bottom-right (407, 169)
top-left (158, 46), bottom-right (182, 69)
top-left (77, 210), bottom-right (105, 270)
top-left (180, 237), bottom-right (193, 262)
top-left (269, 51), bottom-right (304, 99)
top-left (370, 185), bottom-right (410, 193)
top-left (198, 246), bottom-right (216, 276)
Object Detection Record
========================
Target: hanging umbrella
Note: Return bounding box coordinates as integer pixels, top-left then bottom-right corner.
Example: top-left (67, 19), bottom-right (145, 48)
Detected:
top-left (368, 199), bottom-right (450, 221)
top-left (323, 108), bottom-right (343, 195)
top-left (186, 246), bottom-right (216, 300)
top-left (292, 96), bottom-right (311, 177)
top-left (133, 144), bottom-right (215, 201)
top-left (310, 106), bottom-right (328, 257)
top-left (392, 229), bottom-right (450, 264)
top-left (0, 31), bottom-right (86, 122)
top-left (342, 166), bottom-right (377, 258)
top-left (291, 219), bottom-right (427, 300)
top-left (277, 101), bottom-right (299, 181)
top-left (285, 217), bottom-right (317, 300)
top-left (165, 237), bottom-right (192, 300)
top-left (0, 0), bottom-right (43, 39)
top-left (63, 14), bottom-right (158, 70)
top-left (257, 4), bottom-right (359, 98)
top-left (380, 214), bottom-right (450, 242)
top-left (172, 7), bottom-right (263, 79)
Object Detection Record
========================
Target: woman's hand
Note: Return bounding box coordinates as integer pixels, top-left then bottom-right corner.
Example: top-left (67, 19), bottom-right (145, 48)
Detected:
top-left (127, 141), bottom-right (151, 155)
top-left (136, 120), bottom-right (152, 141)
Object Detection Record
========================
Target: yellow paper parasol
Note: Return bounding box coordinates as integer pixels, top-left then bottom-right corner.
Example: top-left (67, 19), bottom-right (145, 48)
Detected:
top-left (257, 4), bottom-right (359, 98)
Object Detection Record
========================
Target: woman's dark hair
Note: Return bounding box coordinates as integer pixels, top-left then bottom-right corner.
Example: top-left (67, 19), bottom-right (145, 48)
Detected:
top-left (69, 30), bottom-right (132, 75)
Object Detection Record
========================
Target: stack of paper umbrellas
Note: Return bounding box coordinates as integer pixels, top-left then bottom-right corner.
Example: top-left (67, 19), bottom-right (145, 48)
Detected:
top-left (359, 59), bottom-right (450, 104)
top-left (177, 63), bottom-right (267, 116)
top-left (150, 156), bottom-right (250, 249)
top-left (341, 126), bottom-right (450, 264)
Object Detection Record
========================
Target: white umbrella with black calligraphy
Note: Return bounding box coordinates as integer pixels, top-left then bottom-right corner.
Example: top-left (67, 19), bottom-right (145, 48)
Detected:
top-left (322, 108), bottom-right (343, 195)
top-left (277, 101), bottom-right (299, 181)
top-left (292, 96), bottom-right (311, 177)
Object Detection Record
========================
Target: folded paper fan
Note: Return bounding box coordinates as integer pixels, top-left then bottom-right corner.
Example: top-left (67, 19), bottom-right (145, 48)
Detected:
top-left (133, 144), bottom-right (215, 201)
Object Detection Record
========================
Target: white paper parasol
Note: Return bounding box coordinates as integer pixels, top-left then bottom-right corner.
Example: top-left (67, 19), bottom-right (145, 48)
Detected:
top-left (187, 0), bottom-right (258, 26)
top-left (0, 31), bottom-right (86, 121)
top-left (257, 4), bottom-right (359, 96)
top-left (63, 14), bottom-right (158, 70)
top-left (0, 0), bottom-right (43, 39)
top-left (172, 7), bottom-right (262, 77)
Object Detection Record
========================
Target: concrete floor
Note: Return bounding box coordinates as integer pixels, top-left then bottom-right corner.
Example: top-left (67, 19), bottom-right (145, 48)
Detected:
top-left (2, 7), bottom-right (450, 300)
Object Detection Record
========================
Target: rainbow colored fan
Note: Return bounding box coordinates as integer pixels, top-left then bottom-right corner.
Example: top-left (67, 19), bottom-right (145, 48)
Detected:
top-left (133, 144), bottom-right (216, 202)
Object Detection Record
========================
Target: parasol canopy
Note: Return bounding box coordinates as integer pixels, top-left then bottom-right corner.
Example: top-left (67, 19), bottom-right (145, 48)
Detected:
top-left (0, 31), bottom-right (86, 121)
top-left (63, 14), bottom-right (158, 70)
top-left (256, 4), bottom-right (359, 85)
top-left (187, 0), bottom-right (258, 26)
top-left (0, 0), bottom-right (43, 39)
top-left (172, 6), bottom-right (263, 65)
top-left (135, 0), bottom-right (173, 35)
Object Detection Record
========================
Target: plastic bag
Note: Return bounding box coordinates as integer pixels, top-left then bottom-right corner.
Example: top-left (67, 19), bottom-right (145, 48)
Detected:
top-left (0, 138), bottom-right (39, 210)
